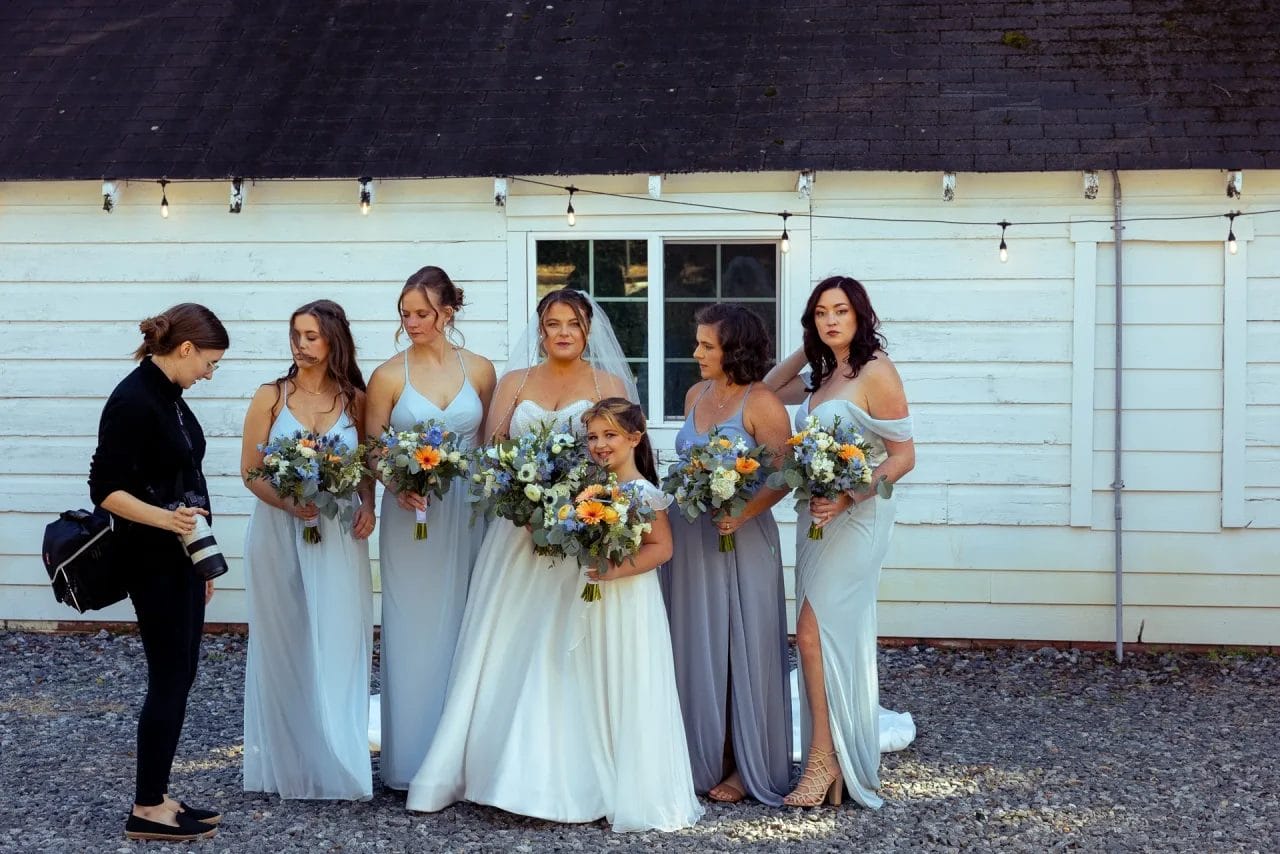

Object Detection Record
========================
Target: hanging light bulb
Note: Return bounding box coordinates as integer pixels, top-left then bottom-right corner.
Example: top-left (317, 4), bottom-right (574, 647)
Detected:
top-left (780, 211), bottom-right (792, 254)
top-left (159, 179), bottom-right (170, 218)
top-left (359, 177), bottom-right (373, 215)
top-left (1227, 212), bottom-right (1239, 255)
top-left (998, 220), bottom-right (1010, 263)
top-left (566, 186), bottom-right (577, 226)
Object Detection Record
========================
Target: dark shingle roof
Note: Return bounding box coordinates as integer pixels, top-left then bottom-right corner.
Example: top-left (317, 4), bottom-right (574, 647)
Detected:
top-left (1, 0), bottom-right (1277, 179)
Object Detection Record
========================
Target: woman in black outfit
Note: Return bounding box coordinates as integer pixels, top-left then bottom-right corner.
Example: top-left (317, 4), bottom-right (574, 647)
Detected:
top-left (88, 303), bottom-right (229, 842)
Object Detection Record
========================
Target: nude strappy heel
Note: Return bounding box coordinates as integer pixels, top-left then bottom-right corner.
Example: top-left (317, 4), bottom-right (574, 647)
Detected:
top-left (783, 745), bottom-right (843, 807)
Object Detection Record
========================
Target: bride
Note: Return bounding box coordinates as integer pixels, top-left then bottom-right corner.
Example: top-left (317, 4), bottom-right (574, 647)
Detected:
top-left (407, 289), bottom-right (698, 831)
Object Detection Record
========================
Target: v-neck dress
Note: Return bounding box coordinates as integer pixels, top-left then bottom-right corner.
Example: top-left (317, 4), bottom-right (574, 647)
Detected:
top-left (243, 386), bottom-right (374, 799)
top-left (657, 385), bottom-right (793, 806)
top-left (377, 350), bottom-right (486, 790)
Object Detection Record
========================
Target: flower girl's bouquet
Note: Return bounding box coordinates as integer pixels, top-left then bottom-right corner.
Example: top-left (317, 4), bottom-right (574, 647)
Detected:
top-left (247, 430), bottom-right (368, 544)
top-left (767, 414), bottom-right (884, 540)
top-left (469, 427), bottom-right (590, 555)
top-left (375, 420), bottom-right (470, 540)
top-left (542, 473), bottom-right (658, 602)
top-left (661, 428), bottom-right (773, 552)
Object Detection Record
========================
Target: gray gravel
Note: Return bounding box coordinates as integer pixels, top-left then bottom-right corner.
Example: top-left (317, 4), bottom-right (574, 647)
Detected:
top-left (1, 631), bottom-right (1276, 853)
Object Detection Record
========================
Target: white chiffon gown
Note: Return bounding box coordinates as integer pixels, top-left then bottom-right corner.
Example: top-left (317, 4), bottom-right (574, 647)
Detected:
top-left (243, 392), bottom-right (374, 800)
top-left (406, 401), bottom-right (702, 833)
top-left (793, 396), bottom-right (915, 809)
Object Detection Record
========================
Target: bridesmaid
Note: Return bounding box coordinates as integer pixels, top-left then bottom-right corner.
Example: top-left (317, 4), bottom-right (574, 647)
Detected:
top-left (764, 276), bottom-right (916, 808)
top-left (364, 266), bottom-right (495, 790)
top-left (659, 303), bottom-right (793, 806)
top-left (240, 299), bottom-right (376, 800)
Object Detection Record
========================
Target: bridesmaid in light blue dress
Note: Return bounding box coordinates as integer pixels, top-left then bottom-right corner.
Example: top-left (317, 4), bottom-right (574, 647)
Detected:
top-left (364, 267), bottom-right (495, 790)
top-left (240, 300), bottom-right (376, 800)
top-left (765, 276), bottom-right (916, 808)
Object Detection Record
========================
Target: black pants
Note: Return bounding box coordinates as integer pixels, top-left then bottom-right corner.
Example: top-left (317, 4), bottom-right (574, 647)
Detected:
top-left (127, 558), bottom-right (206, 806)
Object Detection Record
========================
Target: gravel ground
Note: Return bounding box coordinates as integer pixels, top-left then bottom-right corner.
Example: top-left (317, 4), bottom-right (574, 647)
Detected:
top-left (1, 631), bottom-right (1276, 853)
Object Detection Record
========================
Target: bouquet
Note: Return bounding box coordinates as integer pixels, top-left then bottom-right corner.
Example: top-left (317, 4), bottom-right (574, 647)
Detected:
top-left (766, 414), bottom-right (886, 540)
top-left (246, 430), bottom-right (368, 544)
top-left (375, 420), bottom-right (470, 539)
top-left (660, 428), bottom-right (773, 552)
top-left (541, 474), bottom-right (658, 602)
top-left (469, 427), bottom-right (590, 555)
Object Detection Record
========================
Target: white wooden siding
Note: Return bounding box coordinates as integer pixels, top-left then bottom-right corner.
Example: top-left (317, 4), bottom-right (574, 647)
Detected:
top-left (2, 170), bottom-right (1278, 645)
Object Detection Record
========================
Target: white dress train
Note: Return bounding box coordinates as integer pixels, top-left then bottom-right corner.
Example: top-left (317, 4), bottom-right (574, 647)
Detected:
top-left (406, 402), bottom-right (702, 832)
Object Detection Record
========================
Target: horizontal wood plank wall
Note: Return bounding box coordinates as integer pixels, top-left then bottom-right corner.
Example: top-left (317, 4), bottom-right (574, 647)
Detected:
top-left (0, 178), bottom-right (510, 626)
top-left (2, 171), bottom-right (1279, 645)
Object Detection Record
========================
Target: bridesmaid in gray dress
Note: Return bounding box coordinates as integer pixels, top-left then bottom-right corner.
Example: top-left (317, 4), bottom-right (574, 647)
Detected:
top-left (765, 276), bottom-right (916, 808)
top-left (659, 303), bottom-right (794, 806)
top-left (364, 267), bottom-right (496, 790)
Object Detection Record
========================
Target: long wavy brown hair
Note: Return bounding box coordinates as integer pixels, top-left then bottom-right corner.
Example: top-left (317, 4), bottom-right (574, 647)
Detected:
top-left (271, 300), bottom-right (366, 422)
top-left (580, 397), bottom-right (658, 485)
top-left (802, 276), bottom-right (888, 392)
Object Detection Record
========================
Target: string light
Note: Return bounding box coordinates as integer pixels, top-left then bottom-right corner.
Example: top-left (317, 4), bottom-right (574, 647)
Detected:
top-left (1227, 211), bottom-right (1239, 255)
top-left (779, 211), bottom-right (791, 253)
top-left (998, 220), bottom-right (1009, 263)
top-left (566, 185), bottom-right (577, 226)
top-left (159, 179), bottom-right (170, 218)
top-left (229, 177), bottom-right (245, 214)
top-left (359, 177), bottom-right (373, 215)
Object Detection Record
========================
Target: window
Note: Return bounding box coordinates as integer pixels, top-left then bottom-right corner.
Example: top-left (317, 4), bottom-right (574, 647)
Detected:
top-left (535, 238), bottom-right (780, 420)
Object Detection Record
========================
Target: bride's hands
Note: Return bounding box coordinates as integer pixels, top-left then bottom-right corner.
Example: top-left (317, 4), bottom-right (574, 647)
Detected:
top-left (809, 493), bottom-right (856, 528)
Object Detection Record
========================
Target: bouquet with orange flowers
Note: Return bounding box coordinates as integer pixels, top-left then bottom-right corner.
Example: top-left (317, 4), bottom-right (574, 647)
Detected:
top-left (767, 414), bottom-right (878, 540)
top-left (247, 430), bottom-right (369, 544)
top-left (375, 421), bottom-right (470, 539)
top-left (541, 473), bottom-right (659, 602)
top-left (661, 428), bottom-right (773, 552)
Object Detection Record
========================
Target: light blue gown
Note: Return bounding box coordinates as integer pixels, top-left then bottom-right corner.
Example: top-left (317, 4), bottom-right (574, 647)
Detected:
top-left (793, 396), bottom-right (913, 809)
top-left (243, 389), bottom-right (374, 799)
top-left (377, 350), bottom-right (485, 790)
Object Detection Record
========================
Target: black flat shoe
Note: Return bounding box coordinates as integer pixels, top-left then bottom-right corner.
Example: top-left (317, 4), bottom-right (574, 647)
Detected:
top-left (177, 801), bottom-right (222, 825)
top-left (124, 812), bottom-right (218, 842)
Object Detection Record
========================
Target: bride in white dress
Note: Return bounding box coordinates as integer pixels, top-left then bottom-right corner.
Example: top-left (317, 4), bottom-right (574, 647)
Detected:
top-left (408, 290), bottom-right (699, 831)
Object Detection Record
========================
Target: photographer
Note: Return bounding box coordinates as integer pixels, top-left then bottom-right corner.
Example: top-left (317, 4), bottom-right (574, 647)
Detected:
top-left (88, 303), bottom-right (229, 842)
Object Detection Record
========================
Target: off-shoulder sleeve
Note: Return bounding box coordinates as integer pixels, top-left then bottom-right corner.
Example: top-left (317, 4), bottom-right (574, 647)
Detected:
top-left (88, 393), bottom-right (148, 506)
top-left (866, 412), bottom-right (913, 442)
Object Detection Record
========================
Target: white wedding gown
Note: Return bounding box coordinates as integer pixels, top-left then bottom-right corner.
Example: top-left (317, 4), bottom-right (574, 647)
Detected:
top-left (406, 401), bottom-right (702, 832)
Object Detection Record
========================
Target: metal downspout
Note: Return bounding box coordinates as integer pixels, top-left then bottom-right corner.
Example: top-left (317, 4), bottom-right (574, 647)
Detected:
top-left (1111, 170), bottom-right (1125, 663)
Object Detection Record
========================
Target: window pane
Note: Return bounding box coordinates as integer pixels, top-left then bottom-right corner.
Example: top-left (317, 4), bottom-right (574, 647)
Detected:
top-left (664, 300), bottom-right (714, 359)
top-left (536, 241), bottom-right (589, 299)
top-left (721, 244), bottom-right (777, 298)
top-left (596, 301), bottom-right (647, 359)
top-left (593, 240), bottom-right (649, 299)
top-left (664, 362), bottom-right (702, 420)
top-left (664, 244), bottom-right (716, 298)
top-left (742, 303), bottom-right (778, 351)
top-left (631, 361), bottom-right (648, 408)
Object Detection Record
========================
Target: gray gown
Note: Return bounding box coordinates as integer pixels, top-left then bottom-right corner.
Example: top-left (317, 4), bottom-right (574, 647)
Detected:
top-left (793, 395), bottom-right (913, 809)
top-left (658, 387), bottom-right (792, 806)
top-left (377, 350), bottom-right (485, 790)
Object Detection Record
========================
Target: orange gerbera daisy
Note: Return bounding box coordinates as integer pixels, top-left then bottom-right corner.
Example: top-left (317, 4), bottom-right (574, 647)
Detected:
top-left (298, 437), bottom-right (318, 449)
top-left (576, 500), bottom-right (607, 525)
top-left (575, 483), bottom-right (606, 502)
top-left (735, 457), bottom-right (761, 475)
top-left (415, 446), bottom-right (443, 470)
top-left (718, 438), bottom-right (732, 449)
top-left (838, 444), bottom-right (866, 463)
top-left (326, 454), bottom-right (344, 464)
top-left (786, 431), bottom-right (809, 447)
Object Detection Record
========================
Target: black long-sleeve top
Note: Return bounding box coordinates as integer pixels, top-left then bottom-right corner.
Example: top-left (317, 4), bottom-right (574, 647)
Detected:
top-left (88, 357), bottom-right (211, 562)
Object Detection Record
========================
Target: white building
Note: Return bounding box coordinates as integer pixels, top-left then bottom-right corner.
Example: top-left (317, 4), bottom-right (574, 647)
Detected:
top-left (1, 4), bottom-right (1277, 645)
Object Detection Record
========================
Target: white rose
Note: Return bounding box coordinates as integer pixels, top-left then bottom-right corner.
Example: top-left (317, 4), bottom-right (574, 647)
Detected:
top-left (448, 451), bottom-right (462, 463)
top-left (524, 484), bottom-right (543, 502)
top-left (816, 437), bottom-right (833, 452)
top-left (298, 445), bottom-right (317, 458)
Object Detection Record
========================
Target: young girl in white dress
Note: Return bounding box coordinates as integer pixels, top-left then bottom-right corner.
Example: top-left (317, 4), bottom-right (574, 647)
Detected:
top-left (574, 398), bottom-right (704, 832)
top-left (240, 300), bottom-right (375, 800)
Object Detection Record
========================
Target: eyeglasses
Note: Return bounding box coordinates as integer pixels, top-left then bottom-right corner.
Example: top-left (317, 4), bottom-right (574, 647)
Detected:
top-left (194, 347), bottom-right (220, 373)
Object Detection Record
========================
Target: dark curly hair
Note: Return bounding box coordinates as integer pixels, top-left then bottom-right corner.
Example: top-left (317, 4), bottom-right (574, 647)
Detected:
top-left (694, 303), bottom-right (773, 385)
top-left (802, 276), bottom-right (887, 391)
